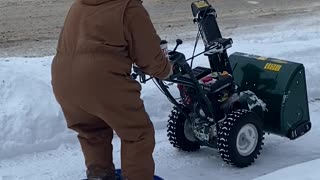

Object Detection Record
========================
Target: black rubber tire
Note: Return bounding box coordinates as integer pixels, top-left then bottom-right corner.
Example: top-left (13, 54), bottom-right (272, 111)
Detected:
top-left (218, 109), bottom-right (264, 167)
top-left (167, 107), bottom-right (201, 152)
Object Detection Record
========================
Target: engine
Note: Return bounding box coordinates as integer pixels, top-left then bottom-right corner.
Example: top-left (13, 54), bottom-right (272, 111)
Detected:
top-left (177, 71), bottom-right (233, 144)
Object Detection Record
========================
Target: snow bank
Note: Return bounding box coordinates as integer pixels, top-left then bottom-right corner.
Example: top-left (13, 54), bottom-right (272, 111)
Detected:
top-left (0, 57), bottom-right (76, 159)
top-left (254, 158), bottom-right (320, 180)
top-left (0, 56), bottom-right (180, 159)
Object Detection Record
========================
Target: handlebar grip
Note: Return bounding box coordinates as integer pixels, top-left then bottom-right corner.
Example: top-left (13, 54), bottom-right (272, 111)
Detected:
top-left (133, 65), bottom-right (143, 73)
top-left (131, 73), bottom-right (138, 80)
top-left (131, 66), bottom-right (149, 83)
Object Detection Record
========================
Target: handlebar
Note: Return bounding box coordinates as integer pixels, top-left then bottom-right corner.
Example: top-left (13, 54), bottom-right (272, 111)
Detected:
top-left (131, 50), bottom-right (187, 83)
top-left (131, 37), bottom-right (233, 83)
top-left (131, 66), bottom-right (152, 83)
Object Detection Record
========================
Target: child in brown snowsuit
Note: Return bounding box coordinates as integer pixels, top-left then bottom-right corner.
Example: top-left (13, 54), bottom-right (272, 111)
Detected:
top-left (51, 0), bottom-right (172, 179)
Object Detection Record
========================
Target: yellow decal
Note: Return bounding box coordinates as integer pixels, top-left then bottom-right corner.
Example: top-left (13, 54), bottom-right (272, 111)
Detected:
top-left (257, 56), bottom-right (268, 61)
top-left (194, 1), bottom-right (209, 8)
top-left (264, 63), bottom-right (282, 72)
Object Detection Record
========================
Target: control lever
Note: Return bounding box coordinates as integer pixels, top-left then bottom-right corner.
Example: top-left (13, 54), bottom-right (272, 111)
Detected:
top-left (172, 39), bottom-right (183, 52)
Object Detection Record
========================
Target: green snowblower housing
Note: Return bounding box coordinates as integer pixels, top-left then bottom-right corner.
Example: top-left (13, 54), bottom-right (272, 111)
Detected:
top-left (229, 52), bottom-right (311, 140)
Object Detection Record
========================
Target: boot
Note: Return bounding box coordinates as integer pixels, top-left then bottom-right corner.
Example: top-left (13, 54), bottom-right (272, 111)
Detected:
top-left (84, 175), bottom-right (116, 180)
top-left (85, 165), bottom-right (117, 180)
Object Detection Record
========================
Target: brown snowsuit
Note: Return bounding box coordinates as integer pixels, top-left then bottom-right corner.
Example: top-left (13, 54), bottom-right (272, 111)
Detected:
top-left (51, 0), bottom-right (171, 179)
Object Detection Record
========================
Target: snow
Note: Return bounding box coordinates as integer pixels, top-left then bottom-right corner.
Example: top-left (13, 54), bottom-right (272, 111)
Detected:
top-left (0, 13), bottom-right (320, 180)
top-left (0, 57), bottom-right (76, 159)
top-left (254, 158), bottom-right (320, 180)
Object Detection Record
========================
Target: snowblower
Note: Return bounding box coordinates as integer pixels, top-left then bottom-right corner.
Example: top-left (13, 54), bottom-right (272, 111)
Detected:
top-left (132, 0), bottom-right (312, 168)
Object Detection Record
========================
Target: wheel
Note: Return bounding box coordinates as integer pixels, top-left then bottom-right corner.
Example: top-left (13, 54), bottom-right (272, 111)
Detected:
top-left (218, 109), bottom-right (264, 167)
top-left (167, 107), bottom-right (201, 152)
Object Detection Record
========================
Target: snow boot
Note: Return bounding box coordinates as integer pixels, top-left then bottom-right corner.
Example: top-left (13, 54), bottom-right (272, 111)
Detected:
top-left (83, 173), bottom-right (121, 180)
top-left (114, 169), bottom-right (164, 180)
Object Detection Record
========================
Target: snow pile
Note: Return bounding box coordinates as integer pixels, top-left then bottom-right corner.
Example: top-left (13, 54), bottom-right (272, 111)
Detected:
top-left (0, 57), bottom-right (76, 159)
top-left (0, 56), bottom-right (179, 159)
